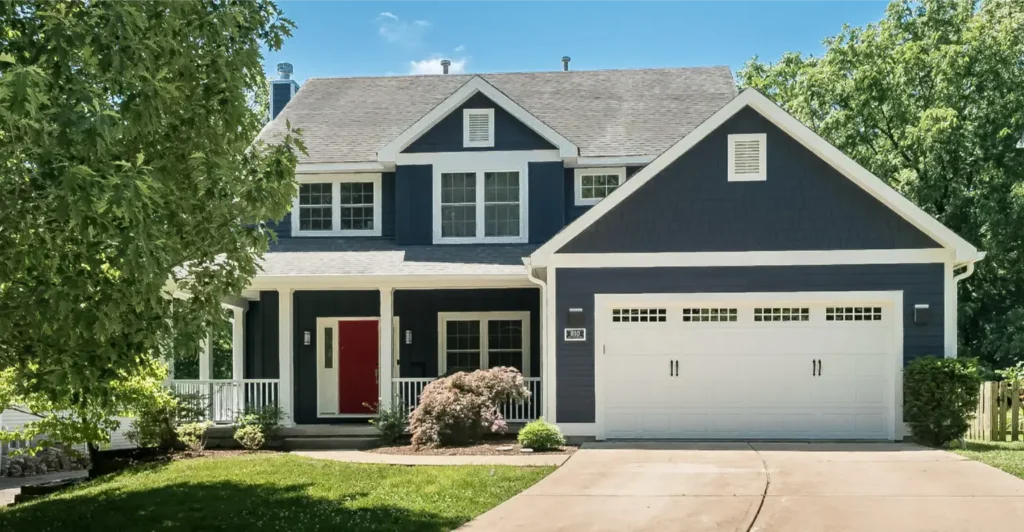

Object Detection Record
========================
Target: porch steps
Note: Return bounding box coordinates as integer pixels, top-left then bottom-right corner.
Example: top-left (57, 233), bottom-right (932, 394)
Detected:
top-left (282, 436), bottom-right (378, 450)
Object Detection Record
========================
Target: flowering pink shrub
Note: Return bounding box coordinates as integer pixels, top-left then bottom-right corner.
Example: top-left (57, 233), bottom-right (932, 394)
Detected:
top-left (409, 367), bottom-right (531, 447)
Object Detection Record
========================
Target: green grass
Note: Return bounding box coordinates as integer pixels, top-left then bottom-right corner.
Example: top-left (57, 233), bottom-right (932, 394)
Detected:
top-left (953, 441), bottom-right (1024, 480)
top-left (0, 454), bottom-right (554, 531)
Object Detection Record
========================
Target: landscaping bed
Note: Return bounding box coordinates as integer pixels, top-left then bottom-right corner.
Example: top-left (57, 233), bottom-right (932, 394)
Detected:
top-left (369, 442), bottom-right (577, 456)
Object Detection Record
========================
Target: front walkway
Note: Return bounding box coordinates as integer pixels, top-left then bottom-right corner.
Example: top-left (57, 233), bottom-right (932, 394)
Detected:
top-left (0, 470), bottom-right (88, 507)
top-left (461, 441), bottom-right (1024, 532)
top-left (293, 449), bottom-right (570, 467)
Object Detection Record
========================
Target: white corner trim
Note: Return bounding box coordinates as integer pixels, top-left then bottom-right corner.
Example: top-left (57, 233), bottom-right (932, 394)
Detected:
top-left (529, 89), bottom-right (982, 264)
top-left (291, 173), bottom-right (383, 237)
top-left (297, 162), bottom-right (393, 174)
top-left (436, 311), bottom-right (531, 376)
top-left (727, 133), bottom-right (767, 182)
top-left (377, 76), bottom-right (578, 161)
top-left (574, 167), bottom-right (626, 206)
top-left (546, 248), bottom-right (953, 268)
top-left (462, 108), bottom-right (495, 148)
top-left (430, 155), bottom-right (529, 245)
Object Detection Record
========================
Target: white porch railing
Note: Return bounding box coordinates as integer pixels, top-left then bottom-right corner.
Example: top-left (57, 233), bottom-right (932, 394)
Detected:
top-left (393, 377), bottom-right (541, 423)
top-left (169, 379), bottom-right (279, 424)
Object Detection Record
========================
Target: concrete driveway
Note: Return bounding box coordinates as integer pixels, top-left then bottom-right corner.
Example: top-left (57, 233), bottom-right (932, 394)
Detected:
top-left (462, 442), bottom-right (1024, 532)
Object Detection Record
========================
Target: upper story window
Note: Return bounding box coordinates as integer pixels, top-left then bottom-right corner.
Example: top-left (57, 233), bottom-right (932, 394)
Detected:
top-left (434, 166), bottom-right (527, 244)
top-left (463, 109), bottom-right (495, 148)
top-left (574, 167), bottom-right (626, 206)
top-left (291, 174), bottom-right (382, 237)
top-left (727, 133), bottom-right (767, 182)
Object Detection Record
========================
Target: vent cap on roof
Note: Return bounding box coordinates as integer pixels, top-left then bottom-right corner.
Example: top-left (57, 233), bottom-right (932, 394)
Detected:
top-left (463, 108), bottom-right (495, 148)
top-left (727, 133), bottom-right (766, 181)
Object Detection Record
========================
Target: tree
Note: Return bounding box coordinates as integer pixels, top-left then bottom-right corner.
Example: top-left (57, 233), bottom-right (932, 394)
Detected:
top-left (0, 1), bottom-right (303, 451)
top-left (738, 0), bottom-right (1024, 369)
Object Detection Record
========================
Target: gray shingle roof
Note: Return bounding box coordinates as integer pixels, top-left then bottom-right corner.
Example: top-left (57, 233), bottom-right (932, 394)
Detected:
top-left (260, 238), bottom-right (535, 277)
top-left (257, 67), bottom-right (737, 163)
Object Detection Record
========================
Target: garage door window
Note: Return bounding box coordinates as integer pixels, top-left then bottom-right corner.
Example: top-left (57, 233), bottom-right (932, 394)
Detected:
top-left (681, 308), bottom-right (738, 322)
top-left (826, 306), bottom-right (882, 321)
top-left (612, 308), bottom-right (667, 323)
top-left (754, 307), bottom-right (810, 322)
top-left (439, 312), bottom-right (530, 375)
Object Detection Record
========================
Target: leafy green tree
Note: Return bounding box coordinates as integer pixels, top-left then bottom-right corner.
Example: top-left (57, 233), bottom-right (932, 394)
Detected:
top-left (0, 1), bottom-right (303, 452)
top-left (738, 0), bottom-right (1024, 368)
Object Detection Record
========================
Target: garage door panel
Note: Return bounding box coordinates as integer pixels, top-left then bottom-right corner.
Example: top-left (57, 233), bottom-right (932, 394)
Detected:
top-left (600, 297), bottom-right (895, 440)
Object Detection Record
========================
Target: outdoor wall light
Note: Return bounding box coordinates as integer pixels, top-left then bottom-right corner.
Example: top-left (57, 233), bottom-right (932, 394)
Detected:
top-left (914, 304), bottom-right (931, 326)
top-left (567, 308), bottom-right (585, 328)
top-left (303, 330), bottom-right (311, 345)
top-left (405, 330), bottom-right (413, 344)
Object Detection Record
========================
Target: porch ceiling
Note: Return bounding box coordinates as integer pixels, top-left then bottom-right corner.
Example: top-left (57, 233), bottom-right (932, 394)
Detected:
top-left (259, 238), bottom-right (536, 277)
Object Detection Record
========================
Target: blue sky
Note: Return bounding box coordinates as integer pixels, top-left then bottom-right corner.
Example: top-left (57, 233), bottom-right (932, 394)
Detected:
top-left (264, 1), bottom-right (890, 83)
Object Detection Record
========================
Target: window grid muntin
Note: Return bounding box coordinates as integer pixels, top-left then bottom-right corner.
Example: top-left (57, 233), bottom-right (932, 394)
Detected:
top-left (443, 317), bottom-right (527, 374)
top-left (580, 173), bottom-right (621, 200)
top-left (826, 306), bottom-right (883, 322)
top-left (440, 172), bottom-right (478, 238)
top-left (298, 183), bottom-right (333, 231)
top-left (612, 308), bottom-right (667, 323)
top-left (754, 307), bottom-right (810, 322)
top-left (486, 319), bottom-right (524, 369)
top-left (483, 171), bottom-right (520, 237)
top-left (681, 308), bottom-right (738, 322)
top-left (339, 182), bottom-right (375, 231)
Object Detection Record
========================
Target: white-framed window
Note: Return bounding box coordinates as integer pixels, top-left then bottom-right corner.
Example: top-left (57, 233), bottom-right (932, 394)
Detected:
top-left (291, 174), bottom-right (383, 237)
top-left (727, 133), bottom-right (767, 182)
top-left (574, 167), bottom-right (626, 206)
top-left (463, 108), bottom-right (495, 148)
top-left (438, 311), bottom-right (530, 376)
top-left (434, 165), bottom-right (528, 244)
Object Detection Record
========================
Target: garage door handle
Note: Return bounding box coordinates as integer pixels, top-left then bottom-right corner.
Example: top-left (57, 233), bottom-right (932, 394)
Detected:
top-left (674, 360), bottom-right (679, 377)
top-left (818, 359), bottom-right (822, 376)
top-left (670, 360), bottom-right (673, 376)
top-left (812, 359), bottom-right (816, 376)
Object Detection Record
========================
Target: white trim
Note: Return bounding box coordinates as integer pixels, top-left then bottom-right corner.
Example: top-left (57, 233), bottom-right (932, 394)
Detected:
top-left (431, 155), bottom-right (530, 244)
top-left (291, 174), bottom-right (383, 237)
top-left (545, 266), bottom-right (558, 422)
top-left (231, 307), bottom-right (244, 382)
top-left (379, 288), bottom-right (394, 409)
top-left (437, 311), bottom-right (531, 376)
top-left (592, 291), bottom-right (904, 441)
top-left (377, 76), bottom-right (578, 160)
top-left (315, 316), bottom-right (380, 419)
top-left (557, 423), bottom-right (597, 437)
top-left (574, 167), bottom-right (626, 206)
top-left (247, 275), bottom-right (534, 291)
top-left (570, 156), bottom-right (654, 168)
top-left (462, 108), bottom-right (495, 148)
top-left (547, 249), bottom-right (952, 268)
top-left (530, 89), bottom-right (982, 264)
top-left (944, 262), bottom-right (955, 358)
top-left (727, 133), bottom-right (767, 182)
top-left (395, 150), bottom-right (560, 167)
top-left (278, 288), bottom-right (294, 426)
top-left (297, 162), bottom-right (393, 174)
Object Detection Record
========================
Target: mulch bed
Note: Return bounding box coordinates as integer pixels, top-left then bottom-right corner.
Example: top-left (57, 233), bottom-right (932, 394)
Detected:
top-left (367, 442), bottom-right (577, 456)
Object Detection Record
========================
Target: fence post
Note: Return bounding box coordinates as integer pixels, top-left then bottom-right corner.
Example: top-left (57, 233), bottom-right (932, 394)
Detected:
top-left (1012, 381), bottom-right (1021, 442)
top-left (985, 382), bottom-right (997, 441)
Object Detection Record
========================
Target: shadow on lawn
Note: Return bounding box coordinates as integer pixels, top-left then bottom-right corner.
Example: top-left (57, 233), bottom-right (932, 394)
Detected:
top-left (0, 478), bottom-right (463, 532)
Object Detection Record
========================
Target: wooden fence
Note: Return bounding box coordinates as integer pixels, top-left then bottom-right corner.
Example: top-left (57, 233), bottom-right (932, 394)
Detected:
top-left (968, 381), bottom-right (1022, 442)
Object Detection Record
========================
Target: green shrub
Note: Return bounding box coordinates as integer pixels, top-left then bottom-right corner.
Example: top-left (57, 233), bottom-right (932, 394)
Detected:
top-left (176, 421), bottom-right (213, 453)
top-left (235, 404), bottom-right (284, 441)
top-left (365, 401), bottom-right (408, 443)
top-left (233, 424), bottom-right (265, 451)
top-left (517, 418), bottom-right (565, 451)
top-left (904, 356), bottom-right (982, 447)
top-left (125, 390), bottom-right (208, 449)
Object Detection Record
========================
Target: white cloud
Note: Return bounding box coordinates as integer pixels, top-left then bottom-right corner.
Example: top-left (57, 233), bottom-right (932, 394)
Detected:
top-left (377, 12), bottom-right (430, 46)
top-left (454, 45), bottom-right (466, 52)
top-left (409, 57), bottom-right (467, 75)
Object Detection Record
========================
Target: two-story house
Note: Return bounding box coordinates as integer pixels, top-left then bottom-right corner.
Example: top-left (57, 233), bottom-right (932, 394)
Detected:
top-left (188, 61), bottom-right (983, 441)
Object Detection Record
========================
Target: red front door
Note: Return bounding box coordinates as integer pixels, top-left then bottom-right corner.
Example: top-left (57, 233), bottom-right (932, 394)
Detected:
top-left (337, 320), bottom-right (379, 414)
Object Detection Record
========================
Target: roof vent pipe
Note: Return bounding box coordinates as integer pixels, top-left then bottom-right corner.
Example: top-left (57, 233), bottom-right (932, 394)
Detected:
top-left (277, 62), bottom-right (293, 80)
top-left (561, 56), bottom-right (571, 71)
top-left (441, 59), bottom-right (451, 75)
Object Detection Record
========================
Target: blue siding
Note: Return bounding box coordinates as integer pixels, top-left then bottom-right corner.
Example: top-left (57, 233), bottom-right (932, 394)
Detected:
top-left (271, 82), bottom-right (291, 119)
top-left (292, 290), bottom-right (380, 425)
top-left (394, 289), bottom-right (541, 378)
top-left (403, 93), bottom-right (556, 153)
top-left (266, 212), bottom-right (291, 239)
top-left (244, 291), bottom-right (279, 379)
top-left (395, 164), bottom-right (433, 245)
top-left (554, 264), bottom-right (945, 423)
top-left (528, 162), bottom-right (565, 244)
top-left (560, 107), bottom-right (938, 253)
top-left (564, 166), bottom-right (645, 223)
top-left (381, 172), bottom-right (396, 238)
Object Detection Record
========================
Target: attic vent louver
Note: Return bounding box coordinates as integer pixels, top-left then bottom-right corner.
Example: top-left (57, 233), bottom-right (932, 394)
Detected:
top-left (727, 134), bottom-right (767, 181)
top-left (463, 109), bottom-right (495, 148)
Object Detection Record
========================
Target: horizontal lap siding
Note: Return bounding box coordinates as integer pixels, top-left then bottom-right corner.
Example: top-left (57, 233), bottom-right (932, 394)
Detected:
top-left (402, 93), bottom-right (555, 153)
top-left (554, 264), bottom-right (944, 423)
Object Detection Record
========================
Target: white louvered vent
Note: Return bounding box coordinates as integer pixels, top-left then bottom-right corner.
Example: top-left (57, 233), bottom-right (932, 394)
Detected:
top-left (463, 109), bottom-right (495, 147)
top-left (728, 134), bottom-right (767, 181)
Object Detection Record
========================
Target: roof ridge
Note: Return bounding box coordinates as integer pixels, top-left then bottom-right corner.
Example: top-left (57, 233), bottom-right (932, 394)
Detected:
top-left (304, 65), bottom-right (733, 82)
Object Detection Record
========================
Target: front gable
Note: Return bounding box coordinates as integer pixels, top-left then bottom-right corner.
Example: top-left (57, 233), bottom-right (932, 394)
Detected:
top-left (403, 93), bottom-right (556, 153)
top-left (559, 106), bottom-right (939, 253)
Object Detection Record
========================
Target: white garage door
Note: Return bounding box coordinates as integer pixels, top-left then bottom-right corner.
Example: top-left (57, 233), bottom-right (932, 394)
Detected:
top-left (598, 295), bottom-right (897, 440)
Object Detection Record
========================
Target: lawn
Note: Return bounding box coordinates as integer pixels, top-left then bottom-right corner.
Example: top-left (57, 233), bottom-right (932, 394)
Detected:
top-left (953, 441), bottom-right (1024, 480)
top-left (0, 454), bottom-right (554, 531)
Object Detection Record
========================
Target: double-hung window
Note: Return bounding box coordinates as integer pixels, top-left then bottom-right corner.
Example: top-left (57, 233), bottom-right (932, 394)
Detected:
top-left (291, 174), bottom-right (382, 237)
top-left (436, 168), bottom-right (526, 243)
top-left (574, 167), bottom-right (626, 206)
top-left (439, 312), bottom-right (530, 376)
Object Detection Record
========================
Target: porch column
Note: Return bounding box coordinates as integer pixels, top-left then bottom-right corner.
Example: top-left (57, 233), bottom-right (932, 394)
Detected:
top-left (232, 307), bottom-right (244, 381)
top-left (379, 287), bottom-right (394, 409)
top-left (198, 335), bottom-right (212, 381)
top-left (278, 289), bottom-right (294, 425)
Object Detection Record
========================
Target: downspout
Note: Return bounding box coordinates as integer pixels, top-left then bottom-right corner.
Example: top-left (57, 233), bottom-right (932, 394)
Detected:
top-left (524, 259), bottom-right (548, 418)
top-left (950, 253), bottom-right (983, 359)
top-left (952, 261), bottom-right (976, 284)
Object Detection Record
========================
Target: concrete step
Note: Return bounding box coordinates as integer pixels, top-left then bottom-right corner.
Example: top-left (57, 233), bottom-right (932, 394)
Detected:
top-left (282, 436), bottom-right (378, 451)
